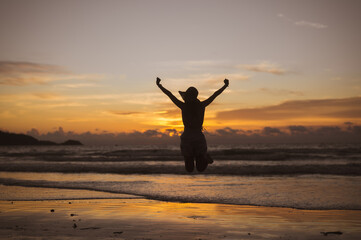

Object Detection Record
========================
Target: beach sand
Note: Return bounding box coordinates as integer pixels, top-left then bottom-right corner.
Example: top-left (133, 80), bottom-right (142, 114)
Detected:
top-left (1, 197), bottom-right (360, 240)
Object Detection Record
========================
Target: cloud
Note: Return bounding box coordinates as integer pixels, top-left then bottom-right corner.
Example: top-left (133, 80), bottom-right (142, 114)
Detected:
top-left (0, 92), bottom-right (91, 109)
top-left (156, 60), bottom-right (234, 72)
top-left (0, 61), bottom-right (103, 86)
top-left (155, 60), bottom-right (245, 89)
top-left (258, 88), bottom-right (303, 96)
top-left (0, 61), bottom-right (67, 75)
top-left (0, 92), bottom-right (64, 102)
top-left (288, 125), bottom-right (309, 134)
top-left (216, 96), bottom-right (361, 121)
top-left (32, 93), bottom-right (61, 100)
top-left (353, 125), bottom-right (361, 135)
top-left (206, 125), bottom-right (361, 144)
top-left (56, 83), bottom-right (98, 88)
top-left (215, 127), bottom-right (245, 136)
top-left (315, 126), bottom-right (342, 135)
top-left (164, 128), bottom-right (178, 136)
top-left (26, 127), bottom-right (181, 145)
top-left (32, 102), bottom-right (87, 108)
top-left (155, 109), bottom-right (181, 118)
top-left (205, 73), bottom-right (249, 83)
top-left (23, 124), bottom-right (361, 145)
top-left (107, 111), bottom-right (144, 116)
top-left (226, 88), bottom-right (304, 97)
top-left (0, 61), bottom-right (67, 85)
top-left (167, 73), bottom-right (249, 89)
top-left (0, 110), bottom-right (16, 119)
top-left (262, 127), bottom-right (284, 136)
top-left (157, 60), bottom-right (250, 88)
top-left (121, 92), bottom-right (169, 106)
top-left (278, 13), bottom-right (327, 29)
top-left (294, 20), bottom-right (327, 29)
top-left (142, 129), bottom-right (164, 137)
top-left (241, 62), bottom-right (286, 75)
top-left (277, 13), bottom-right (289, 19)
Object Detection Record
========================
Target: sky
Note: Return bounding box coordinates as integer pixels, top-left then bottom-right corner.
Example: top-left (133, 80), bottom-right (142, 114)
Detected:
top-left (0, 0), bottom-right (361, 144)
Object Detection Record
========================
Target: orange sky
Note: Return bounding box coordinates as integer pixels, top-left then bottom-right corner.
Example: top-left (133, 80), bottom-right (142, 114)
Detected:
top-left (1, 0), bottom-right (361, 135)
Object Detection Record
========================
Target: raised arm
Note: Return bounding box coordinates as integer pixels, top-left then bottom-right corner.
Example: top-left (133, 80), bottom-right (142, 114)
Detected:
top-left (156, 77), bottom-right (183, 108)
top-left (202, 79), bottom-right (229, 107)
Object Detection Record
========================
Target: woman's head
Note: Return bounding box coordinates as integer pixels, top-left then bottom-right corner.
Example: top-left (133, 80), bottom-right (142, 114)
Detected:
top-left (179, 87), bottom-right (198, 102)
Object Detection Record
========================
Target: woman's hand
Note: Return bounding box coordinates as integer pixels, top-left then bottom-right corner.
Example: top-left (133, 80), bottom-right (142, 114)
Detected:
top-left (224, 78), bottom-right (229, 87)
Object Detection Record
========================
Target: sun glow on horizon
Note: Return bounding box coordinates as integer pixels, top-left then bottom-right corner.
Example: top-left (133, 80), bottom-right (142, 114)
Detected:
top-left (1, 1), bottom-right (360, 142)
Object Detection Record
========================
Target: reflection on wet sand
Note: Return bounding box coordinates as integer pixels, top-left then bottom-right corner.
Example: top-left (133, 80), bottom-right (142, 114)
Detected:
top-left (0, 199), bottom-right (360, 240)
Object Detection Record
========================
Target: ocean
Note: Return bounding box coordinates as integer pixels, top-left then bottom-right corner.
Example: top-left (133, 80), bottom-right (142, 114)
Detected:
top-left (0, 144), bottom-right (360, 210)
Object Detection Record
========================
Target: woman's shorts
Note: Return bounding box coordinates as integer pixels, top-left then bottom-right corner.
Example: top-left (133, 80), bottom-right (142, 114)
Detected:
top-left (180, 130), bottom-right (207, 157)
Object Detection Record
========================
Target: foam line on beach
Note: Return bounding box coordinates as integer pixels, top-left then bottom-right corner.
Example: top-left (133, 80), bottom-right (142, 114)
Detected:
top-left (1, 174), bottom-right (360, 210)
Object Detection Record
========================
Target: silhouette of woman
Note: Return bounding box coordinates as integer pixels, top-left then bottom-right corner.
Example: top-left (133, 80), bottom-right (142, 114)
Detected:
top-left (156, 77), bottom-right (229, 172)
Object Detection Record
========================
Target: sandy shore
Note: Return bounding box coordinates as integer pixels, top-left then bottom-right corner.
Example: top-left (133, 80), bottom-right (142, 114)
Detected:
top-left (0, 198), bottom-right (360, 240)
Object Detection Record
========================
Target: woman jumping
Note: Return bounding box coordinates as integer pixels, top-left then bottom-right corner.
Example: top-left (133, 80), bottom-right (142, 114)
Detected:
top-left (156, 77), bottom-right (229, 172)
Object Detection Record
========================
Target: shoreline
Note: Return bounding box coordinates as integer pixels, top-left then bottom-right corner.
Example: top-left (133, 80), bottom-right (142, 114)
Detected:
top-left (1, 198), bottom-right (360, 240)
top-left (1, 174), bottom-right (361, 211)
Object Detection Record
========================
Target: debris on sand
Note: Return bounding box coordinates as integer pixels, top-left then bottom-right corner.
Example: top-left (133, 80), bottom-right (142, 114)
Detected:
top-left (320, 231), bottom-right (343, 236)
top-left (80, 227), bottom-right (100, 230)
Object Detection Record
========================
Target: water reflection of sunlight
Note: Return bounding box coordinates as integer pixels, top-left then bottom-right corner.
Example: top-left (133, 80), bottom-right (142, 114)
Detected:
top-left (2, 199), bottom-right (359, 229)
top-left (1, 199), bottom-right (360, 240)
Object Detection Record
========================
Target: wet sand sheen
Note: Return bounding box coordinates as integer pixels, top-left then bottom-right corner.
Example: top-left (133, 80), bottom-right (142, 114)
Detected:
top-left (1, 199), bottom-right (360, 240)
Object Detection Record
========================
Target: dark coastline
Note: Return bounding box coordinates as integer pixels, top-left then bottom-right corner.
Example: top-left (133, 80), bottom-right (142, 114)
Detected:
top-left (0, 131), bottom-right (82, 146)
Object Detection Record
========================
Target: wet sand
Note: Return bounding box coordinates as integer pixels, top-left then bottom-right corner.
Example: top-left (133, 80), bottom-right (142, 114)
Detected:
top-left (0, 199), bottom-right (360, 240)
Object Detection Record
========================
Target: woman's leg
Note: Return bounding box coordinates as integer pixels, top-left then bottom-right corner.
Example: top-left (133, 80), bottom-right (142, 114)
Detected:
top-left (181, 134), bottom-right (194, 172)
top-left (194, 132), bottom-right (209, 172)
top-left (195, 154), bottom-right (208, 172)
top-left (184, 156), bottom-right (194, 172)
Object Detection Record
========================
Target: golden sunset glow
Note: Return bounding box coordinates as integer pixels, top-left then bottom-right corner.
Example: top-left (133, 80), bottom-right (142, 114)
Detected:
top-left (0, 1), bottom-right (360, 144)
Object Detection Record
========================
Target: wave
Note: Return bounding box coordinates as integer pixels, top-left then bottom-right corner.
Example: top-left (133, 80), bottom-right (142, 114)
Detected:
top-left (1, 144), bottom-right (360, 176)
top-left (1, 175), bottom-right (360, 210)
top-left (1, 161), bottom-right (360, 175)
top-left (1, 144), bottom-right (361, 162)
